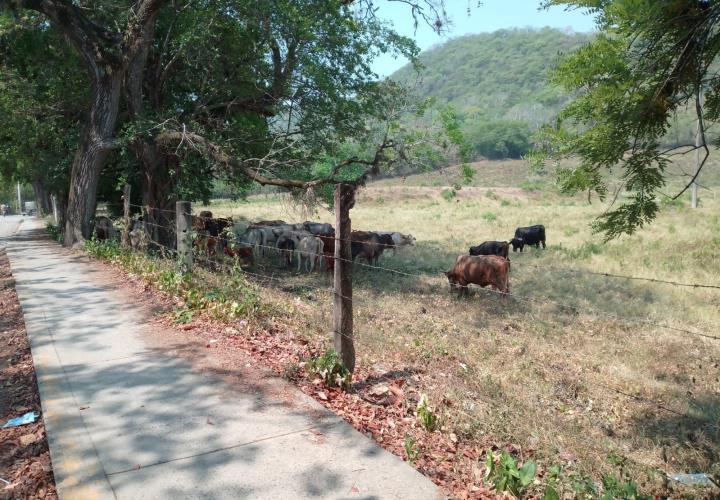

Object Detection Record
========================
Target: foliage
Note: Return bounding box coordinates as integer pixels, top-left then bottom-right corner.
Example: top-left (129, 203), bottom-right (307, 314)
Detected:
top-left (416, 393), bottom-right (438, 431)
top-left (306, 349), bottom-right (351, 389)
top-left (466, 120), bottom-right (532, 159)
top-left (403, 435), bottom-right (421, 463)
top-left (537, 0), bottom-right (720, 238)
top-left (484, 450), bottom-right (537, 497)
top-left (392, 28), bottom-right (593, 127)
top-left (45, 223), bottom-right (62, 243)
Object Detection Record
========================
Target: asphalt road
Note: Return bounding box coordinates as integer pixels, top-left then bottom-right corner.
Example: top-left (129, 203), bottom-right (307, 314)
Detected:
top-left (0, 215), bottom-right (24, 245)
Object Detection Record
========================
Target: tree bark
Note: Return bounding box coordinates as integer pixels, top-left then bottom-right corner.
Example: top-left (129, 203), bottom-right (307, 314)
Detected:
top-left (64, 71), bottom-right (123, 245)
top-left (139, 140), bottom-right (178, 249)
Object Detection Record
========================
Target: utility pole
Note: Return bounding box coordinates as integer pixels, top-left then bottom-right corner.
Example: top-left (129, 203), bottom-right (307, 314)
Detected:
top-left (16, 182), bottom-right (21, 214)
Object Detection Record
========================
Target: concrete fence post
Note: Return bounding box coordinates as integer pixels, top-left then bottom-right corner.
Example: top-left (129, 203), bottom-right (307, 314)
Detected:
top-left (176, 201), bottom-right (193, 273)
top-left (121, 184), bottom-right (131, 249)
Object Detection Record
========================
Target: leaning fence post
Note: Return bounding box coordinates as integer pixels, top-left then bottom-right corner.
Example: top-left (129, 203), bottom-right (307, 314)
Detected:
top-left (121, 184), bottom-right (131, 248)
top-left (176, 201), bottom-right (193, 273)
top-left (333, 183), bottom-right (356, 373)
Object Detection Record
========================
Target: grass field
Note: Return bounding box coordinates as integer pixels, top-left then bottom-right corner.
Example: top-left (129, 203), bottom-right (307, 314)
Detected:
top-left (198, 158), bottom-right (720, 493)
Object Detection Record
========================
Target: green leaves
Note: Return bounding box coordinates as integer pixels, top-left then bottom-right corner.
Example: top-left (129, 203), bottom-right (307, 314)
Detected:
top-left (484, 450), bottom-right (537, 497)
top-left (536, 0), bottom-right (719, 238)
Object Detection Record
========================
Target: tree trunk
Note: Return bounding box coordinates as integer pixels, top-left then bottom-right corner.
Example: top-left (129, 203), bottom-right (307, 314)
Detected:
top-left (32, 179), bottom-right (51, 216)
top-left (64, 72), bottom-right (123, 246)
top-left (139, 140), bottom-right (178, 249)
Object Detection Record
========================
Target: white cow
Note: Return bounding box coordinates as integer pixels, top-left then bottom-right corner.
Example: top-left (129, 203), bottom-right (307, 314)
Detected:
top-left (297, 235), bottom-right (324, 272)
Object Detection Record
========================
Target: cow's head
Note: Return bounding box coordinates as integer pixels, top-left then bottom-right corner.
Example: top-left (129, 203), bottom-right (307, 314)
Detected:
top-left (510, 237), bottom-right (523, 251)
top-left (403, 234), bottom-right (417, 246)
top-left (443, 270), bottom-right (458, 286)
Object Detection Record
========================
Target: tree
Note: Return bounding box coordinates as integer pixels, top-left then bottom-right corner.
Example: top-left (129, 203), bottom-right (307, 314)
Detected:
top-left (0, 0), bottom-right (168, 245)
top-left (0, 0), bottom-right (451, 245)
top-left (536, 0), bottom-right (719, 238)
top-left (0, 13), bottom-right (85, 224)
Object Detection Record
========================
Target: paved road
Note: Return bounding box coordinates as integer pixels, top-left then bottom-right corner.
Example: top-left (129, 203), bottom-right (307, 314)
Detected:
top-left (5, 218), bottom-right (441, 499)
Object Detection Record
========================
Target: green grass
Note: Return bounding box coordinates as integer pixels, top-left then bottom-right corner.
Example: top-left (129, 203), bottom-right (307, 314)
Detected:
top-left (197, 158), bottom-right (720, 496)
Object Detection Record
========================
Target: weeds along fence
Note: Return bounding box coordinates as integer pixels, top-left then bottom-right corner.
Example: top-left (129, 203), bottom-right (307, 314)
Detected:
top-left (94, 200), bottom-right (720, 427)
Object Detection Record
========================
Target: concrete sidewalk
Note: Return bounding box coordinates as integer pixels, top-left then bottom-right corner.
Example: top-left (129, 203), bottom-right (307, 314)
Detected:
top-left (3, 218), bottom-right (441, 500)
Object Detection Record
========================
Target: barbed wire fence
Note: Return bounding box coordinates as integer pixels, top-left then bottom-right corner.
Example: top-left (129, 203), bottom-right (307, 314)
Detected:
top-left (94, 199), bottom-right (720, 437)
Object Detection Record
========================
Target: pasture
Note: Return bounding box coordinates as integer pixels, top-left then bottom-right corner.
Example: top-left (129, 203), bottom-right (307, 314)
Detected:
top-left (199, 158), bottom-right (720, 486)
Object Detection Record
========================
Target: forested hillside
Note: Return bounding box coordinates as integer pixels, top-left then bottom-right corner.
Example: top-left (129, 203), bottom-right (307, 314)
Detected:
top-left (392, 28), bottom-right (592, 126)
top-left (391, 28), bottom-right (697, 159)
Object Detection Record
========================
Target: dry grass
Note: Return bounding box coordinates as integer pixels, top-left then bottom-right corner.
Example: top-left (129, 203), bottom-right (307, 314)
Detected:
top-left (199, 158), bottom-right (720, 492)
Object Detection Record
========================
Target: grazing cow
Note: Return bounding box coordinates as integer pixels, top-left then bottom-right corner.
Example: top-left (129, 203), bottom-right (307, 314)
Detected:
top-left (377, 233), bottom-right (395, 257)
top-left (351, 231), bottom-right (383, 265)
top-left (303, 221), bottom-right (334, 236)
top-left (444, 254), bottom-right (510, 296)
top-left (276, 234), bottom-right (296, 268)
top-left (469, 240), bottom-right (509, 259)
top-left (510, 225), bottom-right (546, 252)
top-left (378, 232), bottom-right (416, 254)
top-left (298, 235), bottom-right (324, 272)
top-left (94, 216), bottom-right (115, 240)
top-left (318, 234), bottom-right (335, 272)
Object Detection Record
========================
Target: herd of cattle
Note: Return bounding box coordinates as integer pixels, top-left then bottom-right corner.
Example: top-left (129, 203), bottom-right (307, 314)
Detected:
top-left (189, 211), bottom-right (417, 272)
top-left (186, 211), bottom-right (547, 296)
top-left (99, 211), bottom-right (547, 297)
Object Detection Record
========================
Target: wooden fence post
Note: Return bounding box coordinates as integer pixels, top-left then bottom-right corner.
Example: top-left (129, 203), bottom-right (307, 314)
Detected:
top-left (121, 184), bottom-right (131, 248)
top-left (333, 183), bottom-right (356, 372)
top-left (176, 201), bottom-right (193, 273)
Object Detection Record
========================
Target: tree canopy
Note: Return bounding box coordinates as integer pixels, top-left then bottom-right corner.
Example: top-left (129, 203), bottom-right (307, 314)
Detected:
top-left (536, 0), bottom-right (719, 238)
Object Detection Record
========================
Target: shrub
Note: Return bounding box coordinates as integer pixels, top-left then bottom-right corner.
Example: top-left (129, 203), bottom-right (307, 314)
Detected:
top-left (484, 450), bottom-right (537, 497)
top-left (306, 349), bottom-right (351, 389)
top-left (416, 394), bottom-right (438, 431)
top-left (481, 211), bottom-right (498, 222)
top-left (45, 222), bottom-right (63, 243)
top-left (441, 188), bottom-right (457, 201)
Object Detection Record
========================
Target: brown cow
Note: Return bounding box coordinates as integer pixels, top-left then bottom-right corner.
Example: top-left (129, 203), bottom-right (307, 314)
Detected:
top-left (444, 255), bottom-right (509, 297)
top-left (351, 231), bottom-right (383, 265)
top-left (318, 234), bottom-right (335, 272)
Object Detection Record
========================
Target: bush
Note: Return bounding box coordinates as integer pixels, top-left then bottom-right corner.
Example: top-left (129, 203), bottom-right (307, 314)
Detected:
top-left (484, 450), bottom-right (537, 497)
top-left (441, 188), bottom-right (457, 201)
top-left (46, 223), bottom-right (62, 243)
top-left (306, 349), bottom-right (351, 389)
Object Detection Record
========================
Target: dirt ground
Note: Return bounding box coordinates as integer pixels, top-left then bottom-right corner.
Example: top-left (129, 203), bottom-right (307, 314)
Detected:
top-left (0, 249), bottom-right (57, 499)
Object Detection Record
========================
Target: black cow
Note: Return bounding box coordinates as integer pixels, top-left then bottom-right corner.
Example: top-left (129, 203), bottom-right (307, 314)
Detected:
top-left (469, 240), bottom-right (509, 259)
top-left (510, 225), bottom-right (546, 252)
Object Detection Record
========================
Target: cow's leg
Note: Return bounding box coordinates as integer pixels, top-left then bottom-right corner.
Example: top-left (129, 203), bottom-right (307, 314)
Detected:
top-left (541, 239), bottom-right (546, 249)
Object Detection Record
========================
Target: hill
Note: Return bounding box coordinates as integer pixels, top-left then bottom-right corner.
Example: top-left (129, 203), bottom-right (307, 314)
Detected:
top-left (391, 28), bottom-right (698, 160)
top-left (392, 28), bottom-right (593, 126)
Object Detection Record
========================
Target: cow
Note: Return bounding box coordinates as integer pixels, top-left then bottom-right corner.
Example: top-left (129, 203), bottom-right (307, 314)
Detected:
top-left (318, 234), bottom-right (335, 272)
top-left (276, 234), bottom-right (296, 268)
top-left (223, 243), bottom-right (254, 265)
top-left (248, 219), bottom-right (286, 230)
top-left (303, 221), bottom-right (334, 236)
top-left (377, 233), bottom-right (395, 257)
top-left (94, 216), bottom-right (115, 240)
top-left (377, 232), bottom-right (416, 254)
top-left (510, 225), bottom-right (546, 252)
top-left (444, 254), bottom-right (510, 297)
top-left (469, 240), bottom-right (509, 259)
top-left (351, 231), bottom-right (383, 265)
top-left (298, 235), bottom-right (324, 272)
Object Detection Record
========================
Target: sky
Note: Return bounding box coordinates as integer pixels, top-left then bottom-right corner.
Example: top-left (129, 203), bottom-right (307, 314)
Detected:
top-left (371, 0), bottom-right (597, 77)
